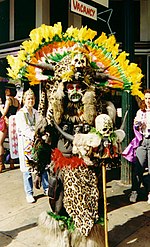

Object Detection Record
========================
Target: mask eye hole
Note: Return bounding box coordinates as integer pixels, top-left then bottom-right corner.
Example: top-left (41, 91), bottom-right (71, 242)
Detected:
top-left (76, 84), bottom-right (81, 91)
top-left (81, 59), bottom-right (85, 64)
top-left (109, 128), bottom-right (113, 131)
top-left (103, 128), bottom-right (107, 132)
top-left (74, 59), bottom-right (78, 63)
top-left (67, 84), bottom-right (74, 90)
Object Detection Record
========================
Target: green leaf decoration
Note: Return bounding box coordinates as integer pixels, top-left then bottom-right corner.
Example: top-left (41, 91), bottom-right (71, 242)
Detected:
top-left (47, 211), bottom-right (75, 232)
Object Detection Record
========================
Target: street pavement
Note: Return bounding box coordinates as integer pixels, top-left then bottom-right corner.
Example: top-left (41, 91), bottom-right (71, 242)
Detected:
top-left (0, 165), bottom-right (150, 247)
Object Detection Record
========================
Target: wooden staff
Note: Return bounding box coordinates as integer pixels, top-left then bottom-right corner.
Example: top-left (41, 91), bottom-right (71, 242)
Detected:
top-left (102, 160), bottom-right (109, 247)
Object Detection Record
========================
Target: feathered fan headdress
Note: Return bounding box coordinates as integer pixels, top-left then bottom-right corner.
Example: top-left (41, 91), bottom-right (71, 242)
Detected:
top-left (7, 22), bottom-right (144, 99)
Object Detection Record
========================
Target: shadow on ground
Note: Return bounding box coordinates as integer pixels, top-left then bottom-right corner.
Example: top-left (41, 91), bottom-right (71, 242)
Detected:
top-left (108, 211), bottom-right (150, 247)
top-left (107, 187), bottom-right (148, 213)
top-left (0, 223), bottom-right (37, 247)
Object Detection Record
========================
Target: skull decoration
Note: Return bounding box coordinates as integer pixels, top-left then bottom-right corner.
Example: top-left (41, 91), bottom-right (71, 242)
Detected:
top-left (95, 114), bottom-right (113, 137)
top-left (66, 83), bottom-right (83, 102)
top-left (71, 53), bottom-right (87, 69)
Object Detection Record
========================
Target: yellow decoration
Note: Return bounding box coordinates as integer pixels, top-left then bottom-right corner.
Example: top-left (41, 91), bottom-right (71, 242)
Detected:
top-left (6, 22), bottom-right (144, 98)
top-left (61, 70), bottom-right (74, 82)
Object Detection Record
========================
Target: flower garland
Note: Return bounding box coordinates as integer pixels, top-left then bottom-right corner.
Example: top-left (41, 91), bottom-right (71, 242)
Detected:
top-left (7, 22), bottom-right (144, 99)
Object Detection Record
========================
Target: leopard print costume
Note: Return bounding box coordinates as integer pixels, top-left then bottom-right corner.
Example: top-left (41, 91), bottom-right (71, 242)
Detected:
top-left (62, 165), bottom-right (99, 237)
top-left (38, 55), bottom-right (73, 124)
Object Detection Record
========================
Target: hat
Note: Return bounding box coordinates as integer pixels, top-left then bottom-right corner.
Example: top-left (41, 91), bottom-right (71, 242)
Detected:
top-left (5, 83), bottom-right (16, 89)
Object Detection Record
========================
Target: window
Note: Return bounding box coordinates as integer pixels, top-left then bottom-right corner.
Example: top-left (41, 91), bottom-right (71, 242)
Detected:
top-left (0, 0), bottom-right (9, 43)
top-left (50, 0), bottom-right (68, 32)
top-left (14, 0), bottom-right (36, 40)
top-left (109, 0), bottom-right (140, 42)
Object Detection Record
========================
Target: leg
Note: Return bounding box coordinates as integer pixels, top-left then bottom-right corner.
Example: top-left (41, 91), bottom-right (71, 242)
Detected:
top-left (23, 171), bottom-right (33, 195)
top-left (41, 170), bottom-right (49, 195)
top-left (10, 158), bottom-right (15, 169)
top-left (0, 154), bottom-right (4, 172)
top-left (130, 145), bottom-right (146, 203)
top-left (136, 144), bottom-right (147, 170)
top-left (143, 173), bottom-right (150, 204)
top-left (129, 160), bottom-right (144, 203)
top-left (0, 129), bottom-right (7, 172)
top-left (147, 141), bottom-right (150, 174)
top-left (131, 159), bottom-right (144, 192)
top-left (23, 171), bottom-right (35, 203)
top-left (146, 144), bottom-right (150, 203)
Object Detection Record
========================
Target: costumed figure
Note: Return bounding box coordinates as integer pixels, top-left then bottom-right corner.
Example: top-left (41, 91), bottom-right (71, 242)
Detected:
top-left (7, 23), bottom-right (144, 246)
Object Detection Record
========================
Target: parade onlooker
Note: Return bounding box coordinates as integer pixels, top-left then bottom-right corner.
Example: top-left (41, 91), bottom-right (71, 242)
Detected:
top-left (16, 88), bottom-right (49, 203)
top-left (0, 83), bottom-right (20, 173)
top-left (122, 89), bottom-right (150, 204)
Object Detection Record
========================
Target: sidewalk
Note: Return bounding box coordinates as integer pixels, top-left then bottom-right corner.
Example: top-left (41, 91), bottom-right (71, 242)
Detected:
top-left (0, 165), bottom-right (150, 247)
top-left (0, 164), bottom-right (49, 247)
top-left (107, 178), bottom-right (150, 247)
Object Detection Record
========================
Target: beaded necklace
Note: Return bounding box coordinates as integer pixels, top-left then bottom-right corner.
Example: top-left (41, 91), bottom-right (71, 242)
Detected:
top-left (23, 111), bottom-right (36, 131)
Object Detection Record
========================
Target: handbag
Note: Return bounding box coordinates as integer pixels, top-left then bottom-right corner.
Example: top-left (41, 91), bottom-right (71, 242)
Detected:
top-left (0, 117), bottom-right (6, 132)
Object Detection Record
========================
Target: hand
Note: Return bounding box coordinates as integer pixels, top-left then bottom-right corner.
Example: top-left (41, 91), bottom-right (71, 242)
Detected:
top-left (134, 120), bottom-right (142, 126)
top-left (141, 122), bottom-right (146, 130)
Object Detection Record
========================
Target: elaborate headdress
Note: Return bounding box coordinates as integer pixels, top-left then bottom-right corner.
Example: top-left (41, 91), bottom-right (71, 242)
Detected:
top-left (7, 22), bottom-right (144, 99)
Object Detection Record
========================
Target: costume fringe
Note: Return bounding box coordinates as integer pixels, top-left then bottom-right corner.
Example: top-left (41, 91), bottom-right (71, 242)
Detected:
top-left (38, 211), bottom-right (105, 247)
top-left (52, 82), bottom-right (65, 124)
top-left (82, 88), bottom-right (96, 125)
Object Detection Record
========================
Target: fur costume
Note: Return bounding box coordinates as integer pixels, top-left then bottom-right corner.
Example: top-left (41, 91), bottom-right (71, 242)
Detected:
top-left (82, 87), bottom-right (96, 125)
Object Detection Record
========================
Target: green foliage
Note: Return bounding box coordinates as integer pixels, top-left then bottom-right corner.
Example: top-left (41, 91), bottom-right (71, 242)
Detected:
top-left (49, 51), bottom-right (70, 62)
top-left (95, 216), bottom-right (104, 226)
top-left (90, 61), bottom-right (99, 69)
top-left (47, 211), bottom-right (75, 232)
top-left (90, 127), bottom-right (103, 138)
top-left (108, 132), bottom-right (117, 142)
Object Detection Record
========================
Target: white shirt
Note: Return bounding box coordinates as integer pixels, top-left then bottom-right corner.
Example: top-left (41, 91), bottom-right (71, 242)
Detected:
top-left (15, 106), bottom-right (39, 172)
top-left (16, 105), bottom-right (39, 141)
top-left (134, 109), bottom-right (150, 137)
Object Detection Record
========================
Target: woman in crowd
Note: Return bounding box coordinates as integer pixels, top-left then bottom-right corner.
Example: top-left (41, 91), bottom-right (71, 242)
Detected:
top-left (123, 89), bottom-right (150, 204)
top-left (0, 83), bottom-right (20, 173)
top-left (16, 88), bottom-right (49, 203)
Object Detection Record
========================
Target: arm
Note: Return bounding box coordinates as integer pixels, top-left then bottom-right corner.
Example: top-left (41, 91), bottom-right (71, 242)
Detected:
top-left (0, 98), bottom-right (10, 117)
top-left (134, 110), bottom-right (142, 128)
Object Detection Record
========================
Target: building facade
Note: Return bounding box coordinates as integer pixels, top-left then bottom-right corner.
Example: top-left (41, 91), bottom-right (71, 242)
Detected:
top-left (0, 0), bottom-right (150, 182)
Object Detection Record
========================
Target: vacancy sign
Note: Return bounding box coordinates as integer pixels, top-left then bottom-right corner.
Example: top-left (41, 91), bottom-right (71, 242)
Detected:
top-left (71, 0), bottom-right (97, 21)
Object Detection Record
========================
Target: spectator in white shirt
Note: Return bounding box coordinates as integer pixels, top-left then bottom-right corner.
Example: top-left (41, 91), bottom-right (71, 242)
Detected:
top-left (16, 88), bottom-right (49, 203)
